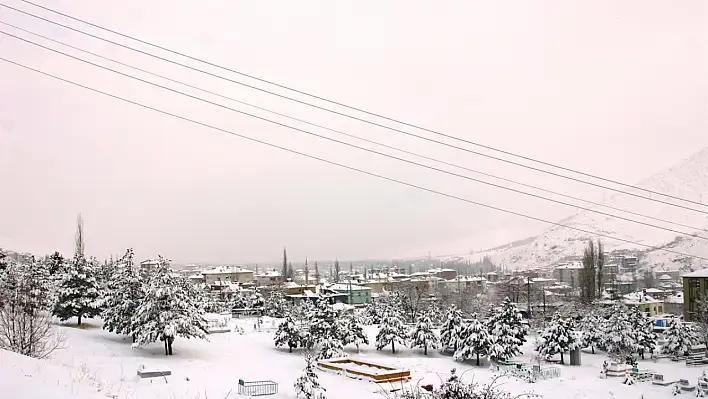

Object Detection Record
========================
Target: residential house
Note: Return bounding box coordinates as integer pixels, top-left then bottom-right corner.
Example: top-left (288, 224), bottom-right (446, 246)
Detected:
top-left (622, 292), bottom-right (664, 317)
top-left (553, 263), bottom-right (585, 288)
top-left (664, 292), bottom-right (684, 316)
top-left (254, 269), bottom-right (283, 286)
top-left (328, 283), bottom-right (372, 305)
top-left (682, 269), bottom-right (708, 321)
top-left (202, 266), bottom-right (254, 286)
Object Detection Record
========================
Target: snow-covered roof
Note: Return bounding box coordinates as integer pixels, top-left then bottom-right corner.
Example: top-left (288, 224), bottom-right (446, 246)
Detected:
top-left (658, 274), bottom-right (673, 280)
top-left (188, 273), bottom-right (204, 279)
top-left (531, 277), bottom-right (555, 283)
top-left (203, 266), bottom-right (253, 275)
top-left (255, 270), bottom-right (281, 277)
top-left (644, 288), bottom-right (665, 294)
top-left (328, 283), bottom-right (371, 291)
top-left (683, 269), bottom-right (708, 278)
top-left (665, 292), bottom-right (684, 304)
top-left (623, 292), bottom-right (661, 304)
top-left (555, 263), bottom-right (583, 270)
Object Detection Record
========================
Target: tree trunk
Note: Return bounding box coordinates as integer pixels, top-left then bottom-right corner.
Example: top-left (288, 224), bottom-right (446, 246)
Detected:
top-left (424, 344), bottom-right (428, 356)
top-left (77, 314), bottom-right (82, 326)
top-left (476, 353), bottom-right (480, 366)
top-left (132, 335), bottom-right (136, 343)
top-left (167, 337), bottom-right (173, 355)
top-left (164, 340), bottom-right (168, 355)
top-left (392, 341), bottom-right (396, 354)
top-left (560, 352), bottom-right (564, 365)
top-left (591, 346), bottom-right (595, 354)
top-left (289, 345), bottom-right (292, 353)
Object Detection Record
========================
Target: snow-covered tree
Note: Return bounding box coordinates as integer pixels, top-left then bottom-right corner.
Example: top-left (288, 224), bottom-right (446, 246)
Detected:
top-left (535, 313), bottom-right (578, 364)
top-left (408, 311), bottom-right (439, 355)
top-left (628, 307), bottom-right (657, 359)
top-left (307, 299), bottom-right (345, 359)
top-left (440, 305), bottom-right (464, 353)
top-left (341, 312), bottom-right (369, 352)
top-left (102, 249), bottom-right (144, 341)
top-left (52, 249), bottom-right (103, 326)
top-left (602, 304), bottom-right (638, 361)
top-left (294, 355), bottom-right (326, 399)
top-left (263, 290), bottom-right (288, 317)
top-left (578, 311), bottom-right (604, 354)
top-left (131, 256), bottom-right (208, 355)
top-left (454, 314), bottom-right (490, 366)
top-left (664, 317), bottom-right (697, 358)
top-left (376, 304), bottom-right (407, 354)
top-left (486, 298), bottom-right (527, 361)
top-left (275, 314), bottom-right (304, 352)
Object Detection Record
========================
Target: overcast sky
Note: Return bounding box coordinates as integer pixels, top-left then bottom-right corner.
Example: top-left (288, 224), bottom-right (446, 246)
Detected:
top-left (1, 0), bottom-right (707, 265)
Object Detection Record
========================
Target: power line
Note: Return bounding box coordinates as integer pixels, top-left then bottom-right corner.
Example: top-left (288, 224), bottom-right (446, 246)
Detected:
top-left (3, 20), bottom-right (704, 236)
top-left (3, 55), bottom-right (707, 263)
top-left (5, 29), bottom-right (708, 243)
top-left (3, 2), bottom-right (707, 215)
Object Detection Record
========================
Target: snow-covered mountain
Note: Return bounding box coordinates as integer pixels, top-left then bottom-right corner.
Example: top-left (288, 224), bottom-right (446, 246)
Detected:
top-left (469, 147), bottom-right (708, 272)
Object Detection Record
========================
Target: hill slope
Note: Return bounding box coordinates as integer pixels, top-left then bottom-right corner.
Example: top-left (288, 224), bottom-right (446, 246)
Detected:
top-left (473, 147), bottom-right (708, 271)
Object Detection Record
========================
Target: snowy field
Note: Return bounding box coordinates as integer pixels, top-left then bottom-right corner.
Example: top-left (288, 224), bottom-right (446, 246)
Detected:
top-left (2, 317), bottom-right (708, 399)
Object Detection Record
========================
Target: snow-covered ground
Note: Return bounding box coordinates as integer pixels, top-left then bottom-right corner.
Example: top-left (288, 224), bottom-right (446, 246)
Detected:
top-left (3, 317), bottom-right (708, 399)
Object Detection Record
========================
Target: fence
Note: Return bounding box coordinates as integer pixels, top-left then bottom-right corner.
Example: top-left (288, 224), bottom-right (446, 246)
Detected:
top-left (533, 366), bottom-right (561, 380)
top-left (237, 379), bottom-right (278, 396)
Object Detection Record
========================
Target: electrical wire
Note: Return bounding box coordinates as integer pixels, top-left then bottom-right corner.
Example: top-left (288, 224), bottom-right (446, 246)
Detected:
top-left (2, 19), bottom-right (704, 236)
top-left (4, 29), bottom-right (708, 243)
top-left (3, 55), bottom-right (707, 262)
top-left (2, 2), bottom-right (707, 214)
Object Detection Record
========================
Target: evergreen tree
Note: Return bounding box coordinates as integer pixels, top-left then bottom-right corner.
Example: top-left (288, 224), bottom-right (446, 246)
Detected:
top-left (486, 298), bottom-right (527, 361)
top-left (341, 312), bottom-right (369, 352)
top-left (53, 250), bottom-right (103, 325)
top-left (308, 299), bottom-right (345, 359)
top-left (454, 314), bottom-right (490, 366)
top-left (376, 304), bottom-right (407, 354)
top-left (408, 310), bottom-right (439, 355)
top-left (102, 249), bottom-right (144, 341)
top-left (596, 240), bottom-right (604, 298)
top-left (664, 317), bottom-right (696, 358)
top-left (294, 355), bottom-right (326, 399)
top-left (274, 314), bottom-right (303, 353)
top-left (535, 313), bottom-right (578, 364)
top-left (440, 304), bottom-right (464, 352)
top-left (578, 311), bottom-right (604, 354)
top-left (602, 304), bottom-right (638, 361)
top-left (131, 256), bottom-right (208, 355)
top-left (263, 290), bottom-right (288, 317)
top-left (45, 251), bottom-right (65, 276)
top-left (628, 307), bottom-right (657, 359)
top-left (334, 260), bottom-right (340, 282)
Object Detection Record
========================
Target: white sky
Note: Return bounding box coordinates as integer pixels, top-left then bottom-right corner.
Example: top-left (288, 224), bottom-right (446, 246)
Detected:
top-left (0, 0), bottom-right (707, 264)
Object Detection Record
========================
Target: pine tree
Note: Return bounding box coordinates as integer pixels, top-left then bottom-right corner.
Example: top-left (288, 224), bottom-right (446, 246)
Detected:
top-left (131, 256), bottom-right (208, 355)
top-left (53, 250), bottom-right (103, 325)
top-left (282, 247), bottom-right (288, 283)
top-left (102, 249), bottom-right (144, 341)
top-left (376, 304), bottom-right (407, 354)
top-left (454, 314), bottom-right (489, 366)
top-left (308, 299), bottom-right (345, 359)
top-left (334, 260), bottom-right (340, 282)
top-left (264, 290), bottom-right (288, 317)
top-left (535, 313), bottom-right (578, 364)
top-left (602, 304), bottom-right (638, 361)
top-left (341, 312), bottom-right (369, 352)
top-left (408, 311), bottom-right (439, 355)
top-left (664, 317), bottom-right (696, 358)
top-left (275, 314), bottom-right (303, 352)
top-left (294, 355), bottom-right (326, 399)
top-left (578, 311), bottom-right (604, 354)
top-left (486, 298), bottom-right (527, 361)
top-left (628, 307), bottom-right (657, 359)
top-left (440, 304), bottom-right (464, 353)
top-left (45, 251), bottom-right (65, 276)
